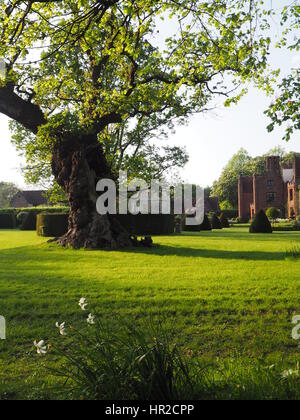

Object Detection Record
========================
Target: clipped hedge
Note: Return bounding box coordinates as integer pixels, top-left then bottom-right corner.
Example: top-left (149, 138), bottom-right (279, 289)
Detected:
top-left (184, 214), bottom-right (212, 232)
top-left (0, 207), bottom-right (70, 231)
top-left (21, 211), bottom-right (38, 231)
top-left (220, 209), bottom-right (238, 219)
top-left (220, 213), bottom-right (230, 228)
top-left (114, 214), bottom-right (175, 236)
top-left (37, 213), bottom-right (69, 237)
top-left (37, 213), bottom-right (175, 237)
top-left (0, 206), bottom-right (69, 216)
top-left (0, 213), bottom-right (16, 229)
top-left (272, 222), bottom-right (300, 232)
top-left (211, 214), bottom-right (222, 230)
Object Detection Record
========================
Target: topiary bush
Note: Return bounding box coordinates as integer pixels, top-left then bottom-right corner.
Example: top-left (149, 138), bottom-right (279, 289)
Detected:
top-left (266, 207), bottom-right (280, 222)
top-left (37, 213), bottom-right (69, 237)
top-left (0, 213), bottom-right (16, 229)
top-left (219, 213), bottom-right (230, 228)
top-left (199, 214), bottom-right (212, 231)
top-left (249, 210), bottom-right (272, 234)
top-left (211, 214), bottom-right (222, 230)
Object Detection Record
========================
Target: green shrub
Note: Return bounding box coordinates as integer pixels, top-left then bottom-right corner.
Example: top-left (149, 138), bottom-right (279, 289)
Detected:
top-left (219, 213), bottom-right (230, 228)
top-left (220, 200), bottom-right (234, 211)
top-left (266, 207), bottom-right (280, 221)
top-left (211, 214), bottom-right (222, 230)
top-left (20, 211), bottom-right (37, 231)
top-left (0, 213), bottom-right (16, 229)
top-left (250, 210), bottom-right (272, 234)
top-left (37, 213), bottom-right (69, 237)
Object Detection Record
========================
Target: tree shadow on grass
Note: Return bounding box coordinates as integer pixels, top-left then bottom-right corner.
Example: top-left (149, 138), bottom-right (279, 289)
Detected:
top-left (123, 245), bottom-right (286, 261)
top-left (180, 231), bottom-right (300, 242)
top-left (0, 242), bottom-right (285, 263)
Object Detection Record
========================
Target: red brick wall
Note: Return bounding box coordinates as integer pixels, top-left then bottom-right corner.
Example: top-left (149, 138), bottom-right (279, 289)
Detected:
top-left (238, 176), bottom-right (253, 220)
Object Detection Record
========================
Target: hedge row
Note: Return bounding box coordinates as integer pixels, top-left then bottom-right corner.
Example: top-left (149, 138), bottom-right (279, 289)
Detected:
top-left (0, 206), bottom-right (69, 215)
top-left (37, 213), bottom-right (175, 237)
top-left (184, 214), bottom-right (212, 232)
top-left (219, 209), bottom-right (238, 219)
top-left (112, 214), bottom-right (175, 236)
top-left (272, 223), bottom-right (300, 232)
top-left (0, 207), bottom-right (69, 230)
top-left (37, 213), bottom-right (69, 237)
top-left (0, 213), bottom-right (16, 229)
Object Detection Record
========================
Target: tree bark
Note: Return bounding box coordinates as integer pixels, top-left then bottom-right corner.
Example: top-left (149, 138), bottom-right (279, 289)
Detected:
top-left (51, 133), bottom-right (133, 249)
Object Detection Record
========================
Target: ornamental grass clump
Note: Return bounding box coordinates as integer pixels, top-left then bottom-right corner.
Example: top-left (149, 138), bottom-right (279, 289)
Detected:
top-left (32, 299), bottom-right (198, 400)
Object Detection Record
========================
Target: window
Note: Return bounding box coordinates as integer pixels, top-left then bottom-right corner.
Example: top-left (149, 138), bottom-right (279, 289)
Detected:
top-left (290, 189), bottom-right (294, 201)
top-left (267, 180), bottom-right (274, 188)
top-left (267, 192), bottom-right (276, 203)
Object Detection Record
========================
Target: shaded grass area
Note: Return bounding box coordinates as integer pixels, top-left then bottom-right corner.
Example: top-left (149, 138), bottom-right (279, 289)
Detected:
top-left (0, 227), bottom-right (300, 399)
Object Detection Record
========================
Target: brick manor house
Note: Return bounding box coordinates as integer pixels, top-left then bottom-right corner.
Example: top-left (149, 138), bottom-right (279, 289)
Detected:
top-left (238, 155), bottom-right (300, 220)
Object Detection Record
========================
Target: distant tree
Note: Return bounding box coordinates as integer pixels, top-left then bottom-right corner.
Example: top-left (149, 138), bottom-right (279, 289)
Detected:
top-left (220, 200), bottom-right (234, 211)
top-left (0, 182), bottom-right (19, 208)
top-left (212, 149), bottom-right (265, 208)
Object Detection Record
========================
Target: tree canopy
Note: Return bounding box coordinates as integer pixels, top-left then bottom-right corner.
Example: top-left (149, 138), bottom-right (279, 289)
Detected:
top-left (265, 2), bottom-right (300, 141)
top-left (0, 0), bottom-right (280, 248)
top-left (0, 0), bottom-right (272, 138)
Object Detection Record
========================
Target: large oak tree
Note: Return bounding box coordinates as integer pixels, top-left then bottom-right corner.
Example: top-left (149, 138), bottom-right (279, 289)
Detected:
top-left (0, 0), bottom-right (271, 248)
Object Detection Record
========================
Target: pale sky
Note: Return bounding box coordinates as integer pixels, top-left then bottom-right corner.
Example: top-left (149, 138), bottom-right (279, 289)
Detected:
top-left (0, 0), bottom-right (298, 189)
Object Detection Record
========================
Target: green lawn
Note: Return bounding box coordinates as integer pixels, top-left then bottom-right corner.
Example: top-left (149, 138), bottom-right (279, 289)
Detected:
top-left (1, 227), bottom-right (300, 399)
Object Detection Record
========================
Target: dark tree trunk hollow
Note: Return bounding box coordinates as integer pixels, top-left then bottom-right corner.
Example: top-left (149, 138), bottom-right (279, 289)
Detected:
top-left (51, 133), bottom-right (132, 249)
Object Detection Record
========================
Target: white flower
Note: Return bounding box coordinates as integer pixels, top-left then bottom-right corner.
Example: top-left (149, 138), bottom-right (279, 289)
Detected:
top-left (79, 298), bottom-right (88, 311)
top-left (281, 369), bottom-right (299, 379)
top-left (56, 322), bottom-right (67, 336)
top-left (34, 340), bottom-right (48, 355)
top-left (87, 313), bottom-right (95, 325)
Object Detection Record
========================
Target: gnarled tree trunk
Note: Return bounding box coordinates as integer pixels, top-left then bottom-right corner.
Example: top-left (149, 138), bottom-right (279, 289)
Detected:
top-left (51, 133), bottom-right (132, 249)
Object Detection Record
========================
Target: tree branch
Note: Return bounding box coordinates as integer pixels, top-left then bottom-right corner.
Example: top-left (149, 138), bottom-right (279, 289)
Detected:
top-left (0, 86), bottom-right (46, 133)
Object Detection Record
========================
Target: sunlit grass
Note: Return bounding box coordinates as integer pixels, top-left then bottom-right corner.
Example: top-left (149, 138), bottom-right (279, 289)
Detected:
top-left (0, 227), bottom-right (300, 399)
